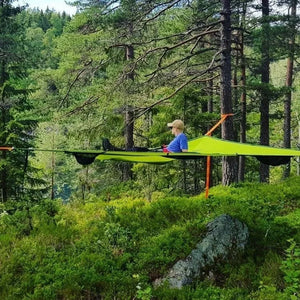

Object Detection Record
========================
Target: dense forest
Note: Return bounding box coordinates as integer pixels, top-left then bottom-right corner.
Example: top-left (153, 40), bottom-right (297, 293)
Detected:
top-left (0, 0), bottom-right (300, 299)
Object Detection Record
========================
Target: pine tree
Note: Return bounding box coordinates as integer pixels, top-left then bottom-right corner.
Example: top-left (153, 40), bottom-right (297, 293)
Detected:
top-left (283, 0), bottom-right (298, 178)
top-left (0, 1), bottom-right (44, 201)
top-left (220, 0), bottom-right (238, 185)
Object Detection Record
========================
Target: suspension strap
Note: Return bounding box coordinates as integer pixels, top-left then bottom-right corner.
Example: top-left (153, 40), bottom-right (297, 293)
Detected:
top-left (0, 147), bottom-right (13, 151)
top-left (204, 113), bottom-right (234, 198)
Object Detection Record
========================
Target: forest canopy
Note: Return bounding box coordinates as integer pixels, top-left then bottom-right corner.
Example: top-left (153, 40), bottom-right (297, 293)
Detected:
top-left (0, 0), bottom-right (298, 201)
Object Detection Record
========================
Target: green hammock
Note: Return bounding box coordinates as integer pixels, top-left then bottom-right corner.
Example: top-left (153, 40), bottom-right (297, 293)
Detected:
top-left (189, 136), bottom-right (300, 156)
top-left (93, 136), bottom-right (300, 166)
top-left (4, 136), bottom-right (300, 166)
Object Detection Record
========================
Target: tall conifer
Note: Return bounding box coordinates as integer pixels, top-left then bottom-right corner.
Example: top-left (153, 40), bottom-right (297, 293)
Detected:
top-left (0, 1), bottom-right (43, 201)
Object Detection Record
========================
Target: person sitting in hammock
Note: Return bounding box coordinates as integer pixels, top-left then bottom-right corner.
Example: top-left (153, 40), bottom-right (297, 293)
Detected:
top-left (102, 119), bottom-right (188, 153)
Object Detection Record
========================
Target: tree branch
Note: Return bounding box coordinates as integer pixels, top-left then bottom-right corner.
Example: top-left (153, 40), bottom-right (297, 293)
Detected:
top-left (136, 47), bottom-right (221, 114)
top-left (59, 60), bottom-right (93, 110)
top-left (142, 0), bottom-right (182, 25)
top-left (64, 96), bottom-right (99, 117)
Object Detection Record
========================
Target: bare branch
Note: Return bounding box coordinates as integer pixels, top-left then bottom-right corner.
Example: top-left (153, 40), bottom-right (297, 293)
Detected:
top-left (132, 28), bottom-right (219, 72)
top-left (134, 47), bottom-right (222, 118)
top-left (131, 20), bottom-right (222, 47)
top-left (101, 0), bottom-right (120, 15)
top-left (59, 60), bottom-right (93, 109)
top-left (64, 96), bottom-right (99, 117)
top-left (142, 0), bottom-right (182, 25)
top-left (145, 47), bottom-right (215, 78)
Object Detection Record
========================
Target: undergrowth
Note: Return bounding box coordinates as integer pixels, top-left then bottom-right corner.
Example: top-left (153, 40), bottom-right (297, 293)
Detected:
top-left (0, 177), bottom-right (299, 299)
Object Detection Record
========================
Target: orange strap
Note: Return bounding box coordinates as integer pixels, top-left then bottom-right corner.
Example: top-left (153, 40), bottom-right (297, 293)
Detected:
top-left (0, 146), bottom-right (13, 151)
top-left (204, 113), bottom-right (233, 198)
top-left (205, 113), bottom-right (233, 137)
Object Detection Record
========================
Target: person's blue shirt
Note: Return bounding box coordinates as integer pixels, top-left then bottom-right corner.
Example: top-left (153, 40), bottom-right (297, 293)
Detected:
top-left (167, 133), bottom-right (188, 152)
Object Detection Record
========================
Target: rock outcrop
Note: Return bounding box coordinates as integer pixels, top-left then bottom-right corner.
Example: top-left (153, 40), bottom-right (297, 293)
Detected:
top-left (154, 214), bottom-right (249, 289)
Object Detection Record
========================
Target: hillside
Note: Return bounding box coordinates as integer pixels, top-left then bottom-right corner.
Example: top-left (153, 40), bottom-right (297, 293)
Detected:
top-left (0, 177), bottom-right (300, 299)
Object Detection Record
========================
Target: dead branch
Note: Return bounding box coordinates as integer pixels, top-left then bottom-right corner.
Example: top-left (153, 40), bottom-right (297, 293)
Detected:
top-left (59, 60), bottom-right (93, 109)
top-left (142, 0), bottom-right (182, 25)
top-left (64, 96), bottom-right (100, 117)
top-left (145, 47), bottom-right (215, 79)
top-left (134, 48), bottom-right (222, 119)
top-left (130, 20), bottom-right (222, 48)
top-left (132, 28), bottom-right (219, 72)
top-left (101, 0), bottom-right (119, 15)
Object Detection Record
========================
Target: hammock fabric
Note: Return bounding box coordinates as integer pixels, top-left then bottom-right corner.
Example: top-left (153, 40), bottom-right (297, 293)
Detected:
top-left (94, 136), bottom-right (300, 166)
top-left (1, 136), bottom-right (299, 166)
top-left (2, 135), bottom-right (300, 200)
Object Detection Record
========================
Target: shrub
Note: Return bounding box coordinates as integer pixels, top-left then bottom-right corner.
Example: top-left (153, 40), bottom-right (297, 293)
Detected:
top-left (1, 177), bottom-right (300, 299)
top-left (281, 239), bottom-right (300, 299)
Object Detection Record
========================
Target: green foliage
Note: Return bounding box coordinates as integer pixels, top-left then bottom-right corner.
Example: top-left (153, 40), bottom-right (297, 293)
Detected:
top-left (0, 1), bottom-right (48, 202)
top-left (153, 283), bottom-right (248, 300)
top-left (1, 0), bottom-right (300, 298)
top-left (281, 239), bottom-right (300, 299)
top-left (16, 0), bottom-right (299, 201)
top-left (1, 178), bottom-right (300, 299)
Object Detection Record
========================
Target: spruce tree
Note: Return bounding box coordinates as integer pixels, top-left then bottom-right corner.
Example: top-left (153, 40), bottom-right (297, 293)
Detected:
top-left (0, 1), bottom-right (43, 201)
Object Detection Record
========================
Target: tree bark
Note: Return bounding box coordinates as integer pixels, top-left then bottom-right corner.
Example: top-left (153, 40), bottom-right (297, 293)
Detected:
top-left (208, 79), bottom-right (214, 114)
top-left (125, 44), bottom-right (135, 151)
top-left (124, 107), bottom-right (134, 150)
top-left (259, 0), bottom-right (270, 183)
top-left (206, 78), bottom-right (214, 189)
top-left (283, 0), bottom-right (297, 178)
top-left (126, 44), bottom-right (134, 80)
top-left (123, 44), bottom-right (135, 180)
top-left (220, 0), bottom-right (237, 185)
top-left (0, 59), bottom-right (8, 201)
top-left (238, 1), bottom-right (247, 182)
top-left (297, 113), bottom-right (300, 176)
top-left (238, 59), bottom-right (246, 182)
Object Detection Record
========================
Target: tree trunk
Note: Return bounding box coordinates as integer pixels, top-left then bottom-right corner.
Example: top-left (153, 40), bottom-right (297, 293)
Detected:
top-left (193, 160), bottom-right (201, 194)
top-left (208, 79), bottom-right (214, 114)
top-left (206, 78), bottom-right (214, 189)
top-left (1, 151), bottom-right (7, 202)
top-left (238, 1), bottom-right (247, 182)
top-left (220, 0), bottom-right (237, 185)
top-left (0, 59), bottom-right (8, 202)
top-left (124, 107), bottom-right (134, 150)
top-left (122, 106), bottom-right (134, 180)
top-left (126, 44), bottom-right (134, 80)
top-left (122, 44), bottom-right (135, 181)
top-left (238, 59), bottom-right (246, 182)
top-left (297, 112), bottom-right (300, 176)
top-left (259, 0), bottom-right (270, 183)
top-left (283, 0), bottom-right (297, 178)
top-left (51, 132), bottom-right (55, 200)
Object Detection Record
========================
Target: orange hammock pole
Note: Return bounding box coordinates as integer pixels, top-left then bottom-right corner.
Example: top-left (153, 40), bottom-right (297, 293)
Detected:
top-left (204, 113), bottom-right (233, 198)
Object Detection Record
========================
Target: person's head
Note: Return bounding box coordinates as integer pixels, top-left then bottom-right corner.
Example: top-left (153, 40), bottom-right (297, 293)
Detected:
top-left (167, 119), bottom-right (184, 136)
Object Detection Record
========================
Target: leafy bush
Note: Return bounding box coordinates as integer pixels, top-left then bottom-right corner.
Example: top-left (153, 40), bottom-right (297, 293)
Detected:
top-left (281, 239), bottom-right (300, 299)
top-left (0, 177), bottom-right (300, 299)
